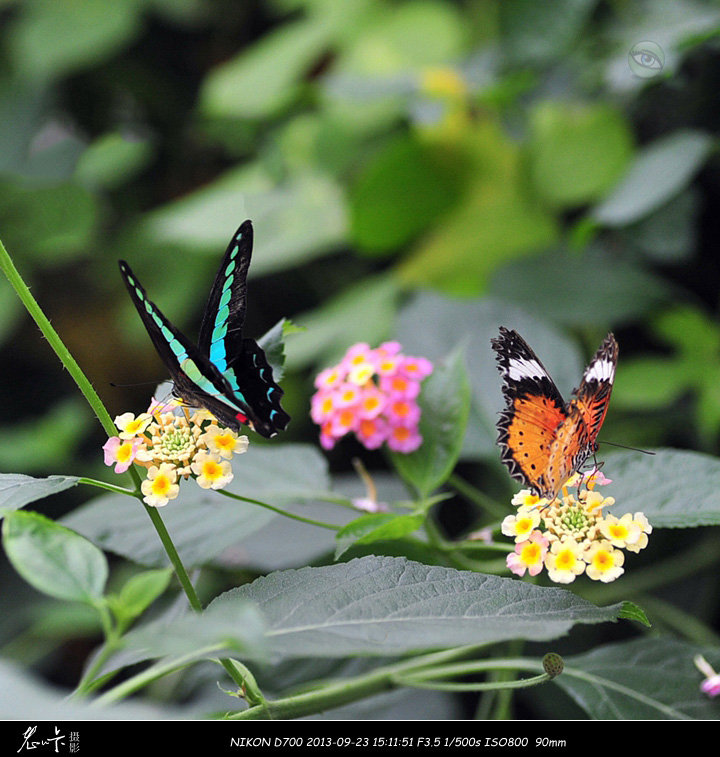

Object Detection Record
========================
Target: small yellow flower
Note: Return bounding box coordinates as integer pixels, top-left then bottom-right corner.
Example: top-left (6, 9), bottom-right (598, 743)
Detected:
top-left (545, 538), bottom-right (586, 584)
top-left (200, 425), bottom-right (248, 460)
top-left (501, 506), bottom-right (541, 543)
top-left (584, 489), bottom-right (615, 513)
top-left (191, 451), bottom-right (233, 490)
top-left (141, 463), bottom-right (180, 507)
top-left (599, 513), bottom-right (641, 548)
top-left (507, 532), bottom-right (549, 577)
top-left (625, 513), bottom-right (653, 553)
top-left (511, 489), bottom-right (548, 509)
top-left (584, 541), bottom-right (625, 583)
top-left (114, 412), bottom-right (152, 440)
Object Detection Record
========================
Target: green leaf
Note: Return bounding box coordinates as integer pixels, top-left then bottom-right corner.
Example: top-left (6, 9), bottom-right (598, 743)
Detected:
top-left (0, 474), bottom-right (78, 513)
top-left (199, 17), bottom-right (333, 120)
top-left (0, 399), bottom-right (92, 473)
top-left (334, 512), bottom-right (425, 559)
top-left (350, 134), bottom-right (462, 253)
top-left (2, 510), bottom-right (108, 604)
top-left (398, 122), bottom-right (558, 295)
top-left (612, 357), bottom-right (692, 409)
top-left (74, 132), bottom-right (152, 190)
top-left (621, 189), bottom-right (698, 263)
top-left (527, 101), bottom-right (633, 208)
top-left (556, 637), bottom-right (720, 719)
top-left (125, 599), bottom-right (267, 660)
top-left (135, 164), bottom-right (347, 276)
top-left (499, 0), bottom-right (596, 64)
top-left (336, 0), bottom-right (466, 75)
top-left (0, 180), bottom-right (100, 262)
top-left (592, 130), bottom-right (713, 226)
top-left (618, 601), bottom-right (650, 626)
top-left (62, 444), bottom-right (335, 568)
top-left (489, 246), bottom-right (672, 328)
top-left (108, 568), bottom-right (173, 630)
top-left (8, 0), bottom-right (143, 82)
top-left (390, 346), bottom-right (471, 499)
top-left (210, 556), bottom-right (631, 659)
top-left (603, 448), bottom-right (720, 527)
top-left (0, 659), bottom-right (187, 719)
top-left (257, 318), bottom-right (295, 382)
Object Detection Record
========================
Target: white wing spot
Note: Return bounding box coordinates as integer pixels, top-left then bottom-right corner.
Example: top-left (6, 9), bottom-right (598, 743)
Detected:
top-left (507, 358), bottom-right (547, 382)
top-left (586, 358), bottom-right (615, 382)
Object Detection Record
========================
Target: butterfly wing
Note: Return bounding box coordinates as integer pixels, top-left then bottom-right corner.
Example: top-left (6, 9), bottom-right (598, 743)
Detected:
top-left (196, 221), bottom-right (290, 437)
top-left (491, 327), bottom-right (569, 498)
top-left (119, 259), bottom-right (270, 436)
top-left (566, 333), bottom-right (618, 459)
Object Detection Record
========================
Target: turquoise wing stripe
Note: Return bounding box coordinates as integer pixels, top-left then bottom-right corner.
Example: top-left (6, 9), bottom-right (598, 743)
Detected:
top-left (208, 238), bottom-right (241, 372)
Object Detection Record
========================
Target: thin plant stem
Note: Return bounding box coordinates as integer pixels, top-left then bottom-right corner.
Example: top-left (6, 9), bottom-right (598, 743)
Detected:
top-left (217, 489), bottom-right (342, 530)
top-left (229, 651), bottom-right (548, 720)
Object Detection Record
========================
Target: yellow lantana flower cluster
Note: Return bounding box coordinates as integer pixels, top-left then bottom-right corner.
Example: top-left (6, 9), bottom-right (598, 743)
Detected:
top-left (103, 398), bottom-right (248, 507)
top-left (502, 471), bottom-right (651, 584)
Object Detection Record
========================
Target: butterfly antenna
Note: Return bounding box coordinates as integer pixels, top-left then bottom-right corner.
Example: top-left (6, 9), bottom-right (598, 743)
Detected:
top-left (597, 440), bottom-right (655, 455)
top-left (109, 379), bottom-right (167, 388)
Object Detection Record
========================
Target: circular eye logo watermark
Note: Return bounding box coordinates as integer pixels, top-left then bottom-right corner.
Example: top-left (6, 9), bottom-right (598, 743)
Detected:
top-left (628, 41), bottom-right (665, 78)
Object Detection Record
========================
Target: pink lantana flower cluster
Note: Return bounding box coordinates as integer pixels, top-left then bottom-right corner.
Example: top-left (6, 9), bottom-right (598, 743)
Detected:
top-left (102, 398), bottom-right (248, 507)
top-left (501, 470), bottom-right (651, 584)
top-left (311, 342), bottom-right (433, 454)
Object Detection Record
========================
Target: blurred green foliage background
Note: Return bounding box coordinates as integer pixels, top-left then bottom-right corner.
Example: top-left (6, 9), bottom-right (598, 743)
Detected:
top-left (1, 0), bottom-right (720, 713)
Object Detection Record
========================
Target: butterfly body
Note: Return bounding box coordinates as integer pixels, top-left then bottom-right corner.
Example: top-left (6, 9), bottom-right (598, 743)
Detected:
top-left (491, 327), bottom-right (617, 500)
top-left (119, 220), bottom-right (290, 438)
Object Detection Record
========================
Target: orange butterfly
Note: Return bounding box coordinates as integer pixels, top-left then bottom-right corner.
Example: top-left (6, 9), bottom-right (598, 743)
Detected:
top-left (491, 327), bottom-right (618, 501)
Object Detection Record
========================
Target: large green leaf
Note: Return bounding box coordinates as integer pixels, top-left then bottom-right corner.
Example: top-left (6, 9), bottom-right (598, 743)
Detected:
top-left (0, 660), bottom-right (185, 720)
top-left (601, 448), bottom-right (720, 527)
top-left (556, 637), bottom-right (720, 719)
top-left (592, 130), bottom-right (713, 226)
top-left (2, 510), bottom-right (108, 604)
top-left (134, 164), bottom-right (347, 276)
top-left (0, 473), bottom-right (78, 513)
top-left (0, 180), bottom-right (100, 262)
top-left (200, 16), bottom-right (335, 120)
top-left (62, 444), bottom-right (337, 568)
top-left (398, 122), bottom-right (558, 295)
top-left (390, 345), bottom-right (470, 498)
top-left (350, 134), bottom-right (462, 253)
top-left (209, 556), bottom-right (632, 659)
top-left (489, 246), bottom-right (673, 328)
top-left (8, 0), bottom-right (143, 82)
top-left (124, 599), bottom-right (268, 661)
top-left (527, 101), bottom-right (633, 208)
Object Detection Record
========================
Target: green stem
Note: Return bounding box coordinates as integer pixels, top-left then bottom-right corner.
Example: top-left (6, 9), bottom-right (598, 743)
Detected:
top-left (142, 504), bottom-right (203, 612)
top-left (218, 489), bottom-right (341, 531)
top-left (94, 644), bottom-right (227, 706)
top-left (449, 473), bottom-right (509, 519)
top-left (78, 477), bottom-right (137, 496)
top-left (228, 646), bottom-right (543, 720)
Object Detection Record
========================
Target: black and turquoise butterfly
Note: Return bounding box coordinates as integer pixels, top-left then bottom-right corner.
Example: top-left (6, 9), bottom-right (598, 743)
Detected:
top-left (119, 220), bottom-right (290, 438)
